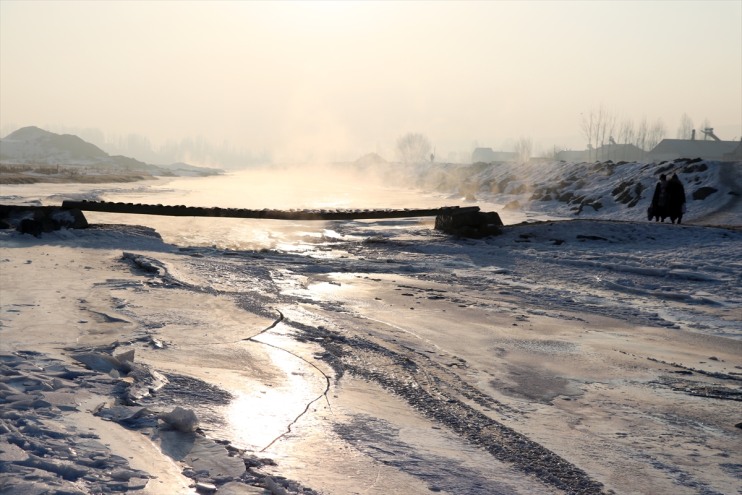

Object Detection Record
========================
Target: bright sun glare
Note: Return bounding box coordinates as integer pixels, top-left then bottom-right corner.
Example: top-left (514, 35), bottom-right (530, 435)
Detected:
top-left (276, 1), bottom-right (369, 32)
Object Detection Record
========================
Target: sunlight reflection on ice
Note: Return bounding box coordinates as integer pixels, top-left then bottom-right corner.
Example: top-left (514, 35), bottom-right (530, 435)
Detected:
top-left (307, 280), bottom-right (344, 297)
top-left (226, 331), bottom-right (323, 452)
top-left (83, 168), bottom-right (535, 252)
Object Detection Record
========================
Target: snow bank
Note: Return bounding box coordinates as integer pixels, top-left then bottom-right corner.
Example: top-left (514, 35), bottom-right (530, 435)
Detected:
top-left (388, 158), bottom-right (740, 226)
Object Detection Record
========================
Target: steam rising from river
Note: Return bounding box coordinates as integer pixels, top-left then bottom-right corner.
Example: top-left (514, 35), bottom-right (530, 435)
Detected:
top-left (77, 164), bottom-right (530, 252)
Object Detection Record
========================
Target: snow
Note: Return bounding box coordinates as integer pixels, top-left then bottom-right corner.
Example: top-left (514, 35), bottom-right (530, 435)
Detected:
top-left (0, 159), bottom-right (741, 494)
top-left (408, 158), bottom-right (740, 226)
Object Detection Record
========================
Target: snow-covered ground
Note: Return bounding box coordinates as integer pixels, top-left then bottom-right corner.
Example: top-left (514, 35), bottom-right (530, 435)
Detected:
top-left (1, 160), bottom-right (740, 494)
top-left (407, 158), bottom-right (740, 226)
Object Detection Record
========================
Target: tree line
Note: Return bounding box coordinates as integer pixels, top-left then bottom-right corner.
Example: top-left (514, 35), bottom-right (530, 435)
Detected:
top-left (579, 107), bottom-right (712, 161)
top-left (397, 109), bottom-right (717, 165)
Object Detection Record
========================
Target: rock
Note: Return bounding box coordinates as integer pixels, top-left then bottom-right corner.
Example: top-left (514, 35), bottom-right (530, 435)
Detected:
top-left (263, 476), bottom-right (289, 495)
top-left (110, 468), bottom-right (142, 481)
top-left (692, 186), bottom-right (717, 201)
top-left (18, 218), bottom-right (43, 237)
top-left (51, 377), bottom-right (76, 390)
top-left (41, 391), bottom-right (81, 411)
top-left (0, 205), bottom-right (88, 235)
top-left (124, 363), bottom-right (168, 403)
top-left (114, 349), bottom-right (135, 364)
top-left (159, 406), bottom-right (199, 433)
top-left (97, 405), bottom-right (152, 424)
top-left (435, 210), bottom-right (503, 238)
top-left (49, 208), bottom-right (88, 229)
top-left (196, 481), bottom-right (217, 493)
top-left (127, 477), bottom-right (149, 490)
top-left (219, 481), bottom-right (268, 494)
top-left (71, 352), bottom-right (124, 373)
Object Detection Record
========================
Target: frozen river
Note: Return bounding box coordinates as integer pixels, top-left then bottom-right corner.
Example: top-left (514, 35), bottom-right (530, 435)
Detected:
top-left (76, 167), bottom-right (549, 250)
top-left (2, 164), bottom-right (740, 494)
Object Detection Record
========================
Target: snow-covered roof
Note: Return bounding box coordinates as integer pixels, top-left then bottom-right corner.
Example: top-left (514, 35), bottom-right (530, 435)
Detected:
top-left (649, 139), bottom-right (738, 161)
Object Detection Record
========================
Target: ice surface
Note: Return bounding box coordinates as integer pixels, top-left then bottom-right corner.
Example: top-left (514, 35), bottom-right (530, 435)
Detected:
top-left (1, 159), bottom-right (740, 494)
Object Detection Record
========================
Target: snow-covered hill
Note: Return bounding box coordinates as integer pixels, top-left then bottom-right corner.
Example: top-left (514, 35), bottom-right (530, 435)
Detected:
top-left (0, 126), bottom-right (222, 177)
top-left (391, 159), bottom-right (741, 227)
top-left (0, 126), bottom-right (112, 165)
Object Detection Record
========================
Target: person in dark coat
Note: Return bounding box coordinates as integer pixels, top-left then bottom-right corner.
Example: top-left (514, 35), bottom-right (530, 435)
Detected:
top-left (650, 174), bottom-right (669, 222)
top-left (666, 173), bottom-right (686, 224)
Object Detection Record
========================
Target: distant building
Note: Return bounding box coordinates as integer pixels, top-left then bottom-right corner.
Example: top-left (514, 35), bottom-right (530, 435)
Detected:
top-left (722, 140), bottom-right (742, 161)
top-left (555, 149), bottom-right (589, 162)
top-left (554, 137), bottom-right (740, 164)
top-left (472, 147), bottom-right (517, 163)
top-left (594, 143), bottom-right (645, 162)
top-left (556, 144), bottom-right (645, 163)
top-left (648, 139), bottom-right (739, 162)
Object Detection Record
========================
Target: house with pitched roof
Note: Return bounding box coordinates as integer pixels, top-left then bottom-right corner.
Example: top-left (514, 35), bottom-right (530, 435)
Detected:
top-left (648, 139), bottom-right (739, 162)
top-left (722, 140), bottom-right (742, 161)
top-left (555, 143), bottom-right (645, 162)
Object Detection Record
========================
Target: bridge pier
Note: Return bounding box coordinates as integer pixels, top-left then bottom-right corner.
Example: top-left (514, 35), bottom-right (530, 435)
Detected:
top-left (0, 205), bottom-right (88, 237)
top-left (434, 210), bottom-right (503, 238)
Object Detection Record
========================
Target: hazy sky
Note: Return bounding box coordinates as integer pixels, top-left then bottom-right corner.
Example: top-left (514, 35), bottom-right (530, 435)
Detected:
top-left (1, 0), bottom-right (741, 163)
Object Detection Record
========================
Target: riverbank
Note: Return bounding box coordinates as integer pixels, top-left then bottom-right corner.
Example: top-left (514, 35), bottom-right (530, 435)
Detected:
top-left (0, 173), bottom-right (152, 184)
top-left (0, 163), bottom-right (158, 185)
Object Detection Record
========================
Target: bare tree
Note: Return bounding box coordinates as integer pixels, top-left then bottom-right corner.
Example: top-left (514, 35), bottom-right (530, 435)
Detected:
top-left (580, 110), bottom-right (598, 160)
top-left (598, 110), bottom-right (616, 150)
top-left (396, 132), bottom-right (432, 164)
top-left (676, 113), bottom-right (694, 139)
top-left (514, 137), bottom-right (532, 163)
top-left (581, 106), bottom-right (616, 160)
top-left (635, 117), bottom-right (649, 151)
top-left (647, 119), bottom-right (666, 151)
top-left (618, 118), bottom-right (635, 145)
top-left (607, 113), bottom-right (618, 144)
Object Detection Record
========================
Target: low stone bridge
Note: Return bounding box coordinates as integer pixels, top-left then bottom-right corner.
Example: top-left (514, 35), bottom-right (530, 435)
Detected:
top-left (61, 200), bottom-right (478, 221)
top-left (1, 201), bottom-right (503, 238)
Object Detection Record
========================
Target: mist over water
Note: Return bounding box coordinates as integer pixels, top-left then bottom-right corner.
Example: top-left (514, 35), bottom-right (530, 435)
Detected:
top-left (83, 166), bottom-right (537, 251)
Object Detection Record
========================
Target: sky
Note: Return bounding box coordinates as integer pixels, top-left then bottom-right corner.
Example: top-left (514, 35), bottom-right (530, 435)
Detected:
top-left (1, 0), bottom-right (741, 164)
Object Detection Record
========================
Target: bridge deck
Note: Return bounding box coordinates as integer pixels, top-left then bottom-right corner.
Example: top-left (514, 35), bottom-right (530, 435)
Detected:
top-left (61, 200), bottom-right (479, 221)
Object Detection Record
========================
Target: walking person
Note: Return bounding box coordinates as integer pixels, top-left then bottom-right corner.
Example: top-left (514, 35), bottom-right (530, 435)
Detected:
top-left (666, 173), bottom-right (686, 224)
top-left (650, 174), bottom-right (669, 222)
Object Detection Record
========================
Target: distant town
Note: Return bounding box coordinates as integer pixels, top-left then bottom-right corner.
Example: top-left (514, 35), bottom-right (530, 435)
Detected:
top-left (474, 127), bottom-right (741, 164)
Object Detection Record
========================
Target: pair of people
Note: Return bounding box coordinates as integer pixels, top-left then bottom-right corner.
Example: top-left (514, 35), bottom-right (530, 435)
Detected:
top-left (648, 173), bottom-right (686, 224)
